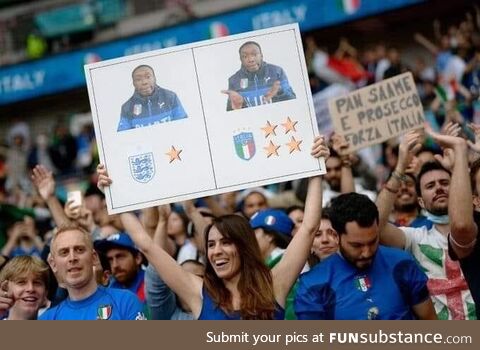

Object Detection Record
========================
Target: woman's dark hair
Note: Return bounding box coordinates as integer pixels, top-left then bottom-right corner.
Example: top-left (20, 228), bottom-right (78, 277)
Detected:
top-left (203, 215), bottom-right (276, 319)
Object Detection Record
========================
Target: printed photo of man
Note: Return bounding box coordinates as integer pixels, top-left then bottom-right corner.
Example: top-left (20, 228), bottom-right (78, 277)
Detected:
top-left (118, 65), bottom-right (188, 132)
top-left (222, 41), bottom-right (296, 111)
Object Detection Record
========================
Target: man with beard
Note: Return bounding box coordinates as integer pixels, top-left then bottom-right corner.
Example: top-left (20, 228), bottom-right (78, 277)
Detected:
top-left (95, 232), bottom-right (146, 303)
top-left (390, 172), bottom-right (432, 228)
top-left (295, 193), bottom-right (436, 320)
top-left (117, 65), bottom-right (187, 132)
top-left (222, 41), bottom-right (296, 111)
top-left (376, 129), bottom-right (477, 319)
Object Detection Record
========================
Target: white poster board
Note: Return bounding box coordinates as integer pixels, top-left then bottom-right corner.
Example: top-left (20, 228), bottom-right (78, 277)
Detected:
top-left (85, 24), bottom-right (325, 214)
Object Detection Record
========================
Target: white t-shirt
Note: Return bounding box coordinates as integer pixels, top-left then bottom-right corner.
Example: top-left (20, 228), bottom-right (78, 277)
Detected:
top-left (400, 225), bottom-right (476, 319)
top-left (176, 239), bottom-right (199, 265)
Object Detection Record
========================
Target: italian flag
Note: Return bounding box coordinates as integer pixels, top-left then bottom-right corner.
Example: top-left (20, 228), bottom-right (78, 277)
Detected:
top-left (337, 0), bottom-right (361, 15)
top-left (97, 305), bottom-right (112, 320)
top-left (236, 140), bottom-right (254, 160)
top-left (418, 244), bottom-right (476, 320)
top-left (265, 216), bottom-right (276, 226)
top-left (209, 22), bottom-right (229, 38)
top-left (435, 79), bottom-right (458, 102)
top-left (355, 276), bottom-right (370, 292)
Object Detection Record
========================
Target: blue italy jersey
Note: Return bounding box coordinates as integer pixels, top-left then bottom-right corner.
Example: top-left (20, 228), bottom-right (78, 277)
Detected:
top-left (295, 245), bottom-right (429, 320)
top-left (109, 269), bottom-right (146, 303)
top-left (118, 85), bottom-right (187, 132)
top-left (198, 287), bottom-right (285, 320)
top-left (226, 62), bottom-right (296, 111)
top-left (39, 286), bottom-right (146, 320)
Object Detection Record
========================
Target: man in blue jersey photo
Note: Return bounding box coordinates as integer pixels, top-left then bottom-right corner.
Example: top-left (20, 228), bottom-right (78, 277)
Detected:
top-left (40, 223), bottom-right (146, 320)
top-left (117, 64), bottom-right (187, 132)
top-left (222, 41), bottom-right (296, 111)
top-left (295, 193), bottom-right (437, 320)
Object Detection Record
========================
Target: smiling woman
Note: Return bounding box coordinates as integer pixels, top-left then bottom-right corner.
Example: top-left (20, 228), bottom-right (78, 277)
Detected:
top-left (98, 136), bottom-right (330, 319)
top-left (202, 215), bottom-right (277, 320)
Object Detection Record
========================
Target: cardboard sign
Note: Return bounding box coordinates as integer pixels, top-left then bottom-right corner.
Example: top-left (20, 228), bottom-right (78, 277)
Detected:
top-left (328, 72), bottom-right (424, 152)
top-left (84, 24), bottom-right (325, 214)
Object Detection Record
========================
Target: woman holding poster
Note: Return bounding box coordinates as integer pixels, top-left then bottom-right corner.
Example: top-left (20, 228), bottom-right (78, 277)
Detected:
top-left (96, 136), bottom-right (328, 320)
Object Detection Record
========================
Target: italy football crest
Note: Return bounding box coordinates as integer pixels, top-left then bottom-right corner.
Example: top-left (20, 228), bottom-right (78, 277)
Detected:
top-left (129, 152), bottom-right (155, 183)
top-left (355, 275), bottom-right (371, 292)
top-left (133, 104), bottom-right (142, 116)
top-left (97, 305), bottom-right (112, 320)
top-left (240, 78), bottom-right (248, 89)
top-left (234, 132), bottom-right (256, 161)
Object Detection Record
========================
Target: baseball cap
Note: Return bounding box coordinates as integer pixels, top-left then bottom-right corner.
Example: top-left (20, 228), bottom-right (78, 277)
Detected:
top-left (94, 232), bottom-right (139, 254)
top-left (249, 209), bottom-right (294, 237)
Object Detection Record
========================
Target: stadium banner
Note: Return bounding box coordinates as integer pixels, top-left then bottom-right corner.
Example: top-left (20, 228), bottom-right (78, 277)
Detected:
top-left (0, 0), bottom-right (424, 106)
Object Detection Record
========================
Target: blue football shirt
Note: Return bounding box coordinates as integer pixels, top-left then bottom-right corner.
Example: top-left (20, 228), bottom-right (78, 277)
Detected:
top-left (40, 286), bottom-right (146, 320)
top-left (295, 245), bottom-right (429, 320)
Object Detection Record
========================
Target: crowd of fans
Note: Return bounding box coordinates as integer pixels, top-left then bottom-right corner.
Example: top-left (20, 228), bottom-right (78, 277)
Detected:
top-left (1, 6), bottom-right (480, 320)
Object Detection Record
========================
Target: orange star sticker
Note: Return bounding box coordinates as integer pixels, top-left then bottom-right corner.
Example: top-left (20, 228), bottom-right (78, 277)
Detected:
top-left (261, 121), bottom-right (278, 138)
top-left (286, 136), bottom-right (302, 154)
top-left (264, 140), bottom-right (280, 158)
top-left (165, 146), bottom-right (182, 163)
top-left (282, 117), bottom-right (298, 134)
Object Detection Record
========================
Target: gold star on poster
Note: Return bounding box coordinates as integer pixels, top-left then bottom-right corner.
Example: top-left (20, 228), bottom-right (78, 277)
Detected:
top-left (166, 146), bottom-right (182, 163)
top-left (286, 136), bottom-right (302, 154)
top-left (264, 140), bottom-right (280, 158)
top-left (282, 117), bottom-right (298, 134)
top-left (261, 121), bottom-right (278, 138)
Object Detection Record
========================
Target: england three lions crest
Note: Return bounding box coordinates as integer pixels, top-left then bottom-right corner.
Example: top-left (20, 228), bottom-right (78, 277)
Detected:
top-left (234, 132), bottom-right (256, 161)
top-left (129, 153), bottom-right (155, 183)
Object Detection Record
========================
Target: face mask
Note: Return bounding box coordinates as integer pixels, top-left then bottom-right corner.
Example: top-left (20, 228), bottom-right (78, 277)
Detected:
top-left (424, 210), bottom-right (450, 225)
